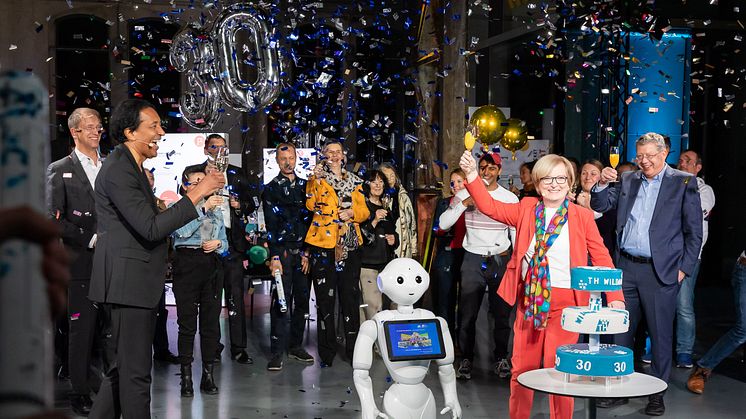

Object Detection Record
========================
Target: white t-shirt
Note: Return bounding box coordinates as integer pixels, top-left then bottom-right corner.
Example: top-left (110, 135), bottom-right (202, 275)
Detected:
top-left (521, 207), bottom-right (571, 289)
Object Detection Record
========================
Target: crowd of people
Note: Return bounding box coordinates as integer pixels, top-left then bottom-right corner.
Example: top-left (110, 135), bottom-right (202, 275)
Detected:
top-left (37, 100), bottom-right (746, 419)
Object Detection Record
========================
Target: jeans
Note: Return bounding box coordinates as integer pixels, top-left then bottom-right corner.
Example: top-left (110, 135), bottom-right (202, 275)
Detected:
top-left (676, 259), bottom-right (701, 355)
top-left (697, 259), bottom-right (746, 370)
top-left (270, 251), bottom-right (309, 356)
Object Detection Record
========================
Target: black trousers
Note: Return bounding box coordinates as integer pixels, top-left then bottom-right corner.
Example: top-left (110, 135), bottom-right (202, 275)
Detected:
top-left (172, 248), bottom-right (222, 365)
top-left (89, 304), bottom-right (157, 419)
top-left (152, 289), bottom-right (170, 356)
top-left (310, 246), bottom-right (361, 364)
top-left (222, 251), bottom-right (247, 355)
top-left (458, 251), bottom-right (512, 361)
top-left (615, 256), bottom-right (679, 382)
top-left (270, 250), bottom-right (310, 356)
top-left (432, 247), bottom-right (464, 331)
top-left (68, 279), bottom-right (102, 396)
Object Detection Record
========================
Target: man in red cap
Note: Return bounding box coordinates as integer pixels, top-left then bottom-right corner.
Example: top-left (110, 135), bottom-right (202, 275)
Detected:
top-left (439, 150), bottom-right (518, 380)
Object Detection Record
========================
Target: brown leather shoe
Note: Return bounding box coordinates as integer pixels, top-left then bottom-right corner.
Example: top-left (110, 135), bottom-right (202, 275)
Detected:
top-left (687, 366), bottom-right (711, 394)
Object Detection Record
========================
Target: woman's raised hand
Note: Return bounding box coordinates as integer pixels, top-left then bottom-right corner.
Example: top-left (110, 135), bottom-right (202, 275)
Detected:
top-left (459, 151), bottom-right (478, 182)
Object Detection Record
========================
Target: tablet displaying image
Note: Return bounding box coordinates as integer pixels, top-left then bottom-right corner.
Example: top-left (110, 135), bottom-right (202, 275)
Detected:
top-left (383, 319), bottom-right (446, 362)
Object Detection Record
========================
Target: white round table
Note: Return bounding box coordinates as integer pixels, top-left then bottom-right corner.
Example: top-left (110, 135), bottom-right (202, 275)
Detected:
top-left (517, 368), bottom-right (668, 419)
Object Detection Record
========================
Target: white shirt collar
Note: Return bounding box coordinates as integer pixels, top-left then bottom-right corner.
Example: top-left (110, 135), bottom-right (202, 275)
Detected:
top-left (74, 147), bottom-right (101, 167)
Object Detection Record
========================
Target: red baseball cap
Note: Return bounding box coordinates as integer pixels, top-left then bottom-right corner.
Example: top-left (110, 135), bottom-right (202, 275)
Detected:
top-left (479, 151), bottom-right (502, 167)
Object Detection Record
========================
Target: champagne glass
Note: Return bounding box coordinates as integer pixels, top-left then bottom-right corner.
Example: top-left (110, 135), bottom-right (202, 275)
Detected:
top-left (381, 194), bottom-right (392, 221)
top-left (609, 146), bottom-right (620, 169)
top-left (208, 146), bottom-right (230, 197)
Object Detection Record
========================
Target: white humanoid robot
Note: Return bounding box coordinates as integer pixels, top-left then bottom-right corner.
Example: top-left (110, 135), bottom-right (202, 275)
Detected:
top-left (353, 258), bottom-right (462, 419)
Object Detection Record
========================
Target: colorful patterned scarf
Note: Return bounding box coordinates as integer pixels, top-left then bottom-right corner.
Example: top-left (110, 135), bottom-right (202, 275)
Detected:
top-left (524, 198), bottom-right (570, 329)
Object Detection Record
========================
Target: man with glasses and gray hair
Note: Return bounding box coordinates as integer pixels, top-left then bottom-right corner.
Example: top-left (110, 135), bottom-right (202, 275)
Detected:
top-left (591, 132), bottom-right (702, 416)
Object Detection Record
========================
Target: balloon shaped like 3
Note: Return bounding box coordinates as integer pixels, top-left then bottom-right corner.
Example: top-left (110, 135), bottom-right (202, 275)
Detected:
top-left (214, 4), bottom-right (283, 112)
top-left (169, 25), bottom-right (221, 129)
top-left (468, 105), bottom-right (507, 146)
top-left (501, 118), bottom-right (529, 160)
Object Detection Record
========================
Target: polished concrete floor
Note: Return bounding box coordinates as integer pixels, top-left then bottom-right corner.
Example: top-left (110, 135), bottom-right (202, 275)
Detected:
top-left (55, 283), bottom-right (746, 418)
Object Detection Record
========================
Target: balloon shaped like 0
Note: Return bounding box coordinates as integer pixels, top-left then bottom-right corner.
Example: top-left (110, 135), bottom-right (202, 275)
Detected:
top-left (213, 4), bottom-right (282, 112)
top-left (170, 25), bottom-right (221, 129)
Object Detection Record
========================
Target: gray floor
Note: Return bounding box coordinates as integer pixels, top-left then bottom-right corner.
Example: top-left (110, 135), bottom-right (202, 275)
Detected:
top-left (55, 283), bottom-right (746, 418)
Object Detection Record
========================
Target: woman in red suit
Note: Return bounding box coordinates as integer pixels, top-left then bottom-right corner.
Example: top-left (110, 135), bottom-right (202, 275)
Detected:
top-left (459, 151), bottom-right (625, 419)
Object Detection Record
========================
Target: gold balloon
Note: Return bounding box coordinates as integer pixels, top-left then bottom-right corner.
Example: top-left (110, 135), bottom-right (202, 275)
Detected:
top-left (501, 118), bottom-right (529, 160)
top-left (468, 105), bottom-right (507, 146)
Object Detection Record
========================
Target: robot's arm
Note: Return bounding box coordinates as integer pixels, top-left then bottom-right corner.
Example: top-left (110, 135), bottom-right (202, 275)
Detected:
top-left (435, 317), bottom-right (462, 419)
top-left (353, 320), bottom-right (388, 419)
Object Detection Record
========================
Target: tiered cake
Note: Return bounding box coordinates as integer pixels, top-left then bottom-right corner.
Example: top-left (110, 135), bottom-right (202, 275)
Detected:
top-left (555, 267), bottom-right (634, 378)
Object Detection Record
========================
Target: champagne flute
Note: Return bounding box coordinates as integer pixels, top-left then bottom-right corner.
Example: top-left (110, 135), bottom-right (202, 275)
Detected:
top-left (609, 146), bottom-right (620, 169)
top-left (208, 146), bottom-right (230, 197)
top-left (381, 194), bottom-right (392, 221)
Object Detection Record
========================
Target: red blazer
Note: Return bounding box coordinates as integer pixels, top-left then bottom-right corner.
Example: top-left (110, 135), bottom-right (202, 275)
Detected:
top-left (465, 178), bottom-right (625, 307)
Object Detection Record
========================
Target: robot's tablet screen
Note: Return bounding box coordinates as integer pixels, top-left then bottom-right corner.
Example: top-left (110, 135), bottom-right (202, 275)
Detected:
top-left (383, 319), bottom-right (446, 361)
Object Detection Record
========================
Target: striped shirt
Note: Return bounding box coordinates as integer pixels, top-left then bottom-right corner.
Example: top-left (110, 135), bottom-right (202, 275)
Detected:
top-left (463, 184), bottom-right (518, 256)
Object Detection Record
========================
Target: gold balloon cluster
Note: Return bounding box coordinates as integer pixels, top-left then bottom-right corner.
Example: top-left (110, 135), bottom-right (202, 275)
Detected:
top-left (464, 105), bottom-right (529, 160)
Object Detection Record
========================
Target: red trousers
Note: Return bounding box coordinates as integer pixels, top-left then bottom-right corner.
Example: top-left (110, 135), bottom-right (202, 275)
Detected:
top-left (510, 287), bottom-right (578, 419)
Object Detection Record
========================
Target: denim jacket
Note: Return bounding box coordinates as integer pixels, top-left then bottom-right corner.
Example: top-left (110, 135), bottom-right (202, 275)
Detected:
top-left (171, 199), bottom-right (228, 255)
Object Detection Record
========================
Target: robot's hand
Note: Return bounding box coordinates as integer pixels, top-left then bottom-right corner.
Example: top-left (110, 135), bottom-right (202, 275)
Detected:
top-left (363, 408), bottom-right (389, 419)
top-left (440, 402), bottom-right (463, 419)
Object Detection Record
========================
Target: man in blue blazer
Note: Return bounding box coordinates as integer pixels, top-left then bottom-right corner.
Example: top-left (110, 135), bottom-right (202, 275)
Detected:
top-left (591, 132), bottom-right (702, 416)
top-left (88, 99), bottom-right (225, 419)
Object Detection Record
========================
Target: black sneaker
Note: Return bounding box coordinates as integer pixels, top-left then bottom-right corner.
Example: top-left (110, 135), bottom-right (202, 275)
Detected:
top-left (267, 354), bottom-right (283, 371)
top-left (457, 359), bottom-right (472, 380)
top-left (232, 350), bottom-right (254, 365)
top-left (645, 394), bottom-right (665, 416)
top-left (493, 358), bottom-right (511, 379)
top-left (288, 347), bottom-right (314, 364)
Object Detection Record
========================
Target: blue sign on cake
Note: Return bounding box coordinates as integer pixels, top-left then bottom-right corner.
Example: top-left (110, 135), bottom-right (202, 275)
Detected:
top-left (555, 344), bottom-right (634, 377)
top-left (571, 266), bottom-right (623, 291)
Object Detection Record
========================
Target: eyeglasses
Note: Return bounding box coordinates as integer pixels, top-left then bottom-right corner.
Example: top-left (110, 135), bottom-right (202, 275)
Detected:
top-left (539, 176), bottom-right (569, 185)
top-left (635, 151), bottom-right (663, 162)
top-left (74, 126), bottom-right (104, 134)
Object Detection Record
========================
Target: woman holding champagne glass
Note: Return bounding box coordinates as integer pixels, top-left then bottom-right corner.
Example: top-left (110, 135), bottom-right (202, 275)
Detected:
top-left (171, 166), bottom-right (228, 397)
top-left (458, 150), bottom-right (624, 419)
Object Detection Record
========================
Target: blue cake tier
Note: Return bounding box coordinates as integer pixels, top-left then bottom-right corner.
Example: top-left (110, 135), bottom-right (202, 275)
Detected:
top-left (571, 266), bottom-right (623, 291)
top-left (555, 343), bottom-right (634, 376)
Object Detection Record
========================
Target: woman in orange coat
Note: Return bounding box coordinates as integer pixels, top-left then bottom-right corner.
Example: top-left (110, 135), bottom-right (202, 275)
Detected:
top-left (459, 151), bottom-right (625, 419)
top-left (305, 141), bottom-right (369, 366)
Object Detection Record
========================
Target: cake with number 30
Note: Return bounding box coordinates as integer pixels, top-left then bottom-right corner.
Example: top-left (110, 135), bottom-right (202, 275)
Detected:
top-left (555, 267), bottom-right (634, 378)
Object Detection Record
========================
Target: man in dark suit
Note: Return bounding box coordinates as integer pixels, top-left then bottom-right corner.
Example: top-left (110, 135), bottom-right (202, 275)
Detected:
top-left (47, 107), bottom-right (104, 416)
top-left (591, 132), bottom-right (703, 416)
top-left (88, 99), bottom-right (224, 419)
top-left (196, 134), bottom-right (256, 364)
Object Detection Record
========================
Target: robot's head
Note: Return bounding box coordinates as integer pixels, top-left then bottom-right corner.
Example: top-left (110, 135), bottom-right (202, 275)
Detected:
top-left (377, 258), bottom-right (430, 306)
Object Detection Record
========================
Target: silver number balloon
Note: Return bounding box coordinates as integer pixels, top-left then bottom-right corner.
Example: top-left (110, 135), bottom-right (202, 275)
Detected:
top-left (169, 4), bottom-right (284, 128)
top-left (213, 4), bottom-right (282, 112)
top-left (170, 25), bottom-right (221, 129)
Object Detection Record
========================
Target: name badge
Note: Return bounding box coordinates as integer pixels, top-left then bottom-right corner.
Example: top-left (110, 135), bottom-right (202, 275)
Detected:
top-left (63, 173), bottom-right (72, 178)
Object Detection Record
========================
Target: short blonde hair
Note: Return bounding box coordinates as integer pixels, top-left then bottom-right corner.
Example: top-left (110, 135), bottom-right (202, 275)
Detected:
top-left (531, 154), bottom-right (575, 188)
top-left (68, 107), bottom-right (100, 130)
